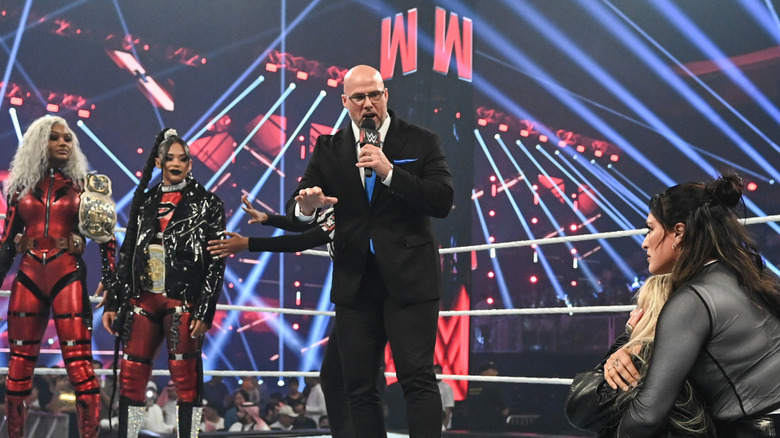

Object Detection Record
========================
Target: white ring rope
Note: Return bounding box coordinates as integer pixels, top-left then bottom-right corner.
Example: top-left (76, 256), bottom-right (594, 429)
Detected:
top-left (0, 367), bottom-right (574, 386)
top-left (0, 291), bottom-right (635, 316)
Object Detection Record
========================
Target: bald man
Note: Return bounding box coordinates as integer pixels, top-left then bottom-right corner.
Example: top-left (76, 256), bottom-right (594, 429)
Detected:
top-left (288, 65), bottom-right (454, 437)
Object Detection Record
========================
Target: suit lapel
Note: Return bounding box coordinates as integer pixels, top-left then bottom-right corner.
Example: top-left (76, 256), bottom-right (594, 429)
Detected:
top-left (337, 128), bottom-right (370, 209)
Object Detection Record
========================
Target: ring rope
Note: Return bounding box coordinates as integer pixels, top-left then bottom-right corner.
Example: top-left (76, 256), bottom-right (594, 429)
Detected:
top-left (0, 291), bottom-right (634, 316)
top-left (0, 367), bottom-right (573, 386)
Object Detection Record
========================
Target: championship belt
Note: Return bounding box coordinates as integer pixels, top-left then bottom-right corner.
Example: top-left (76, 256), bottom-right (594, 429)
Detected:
top-left (78, 173), bottom-right (117, 243)
top-left (146, 244), bottom-right (166, 293)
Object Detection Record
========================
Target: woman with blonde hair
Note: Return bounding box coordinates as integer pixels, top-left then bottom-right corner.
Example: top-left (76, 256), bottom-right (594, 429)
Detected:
top-left (566, 274), bottom-right (714, 437)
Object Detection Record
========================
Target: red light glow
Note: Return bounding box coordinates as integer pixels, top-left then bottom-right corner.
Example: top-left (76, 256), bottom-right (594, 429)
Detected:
top-left (539, 135), bottom-right (548, 142)
top-left (531, 217), bottom-right (538, 224)
top-left (477, 119), bottom-right (487, 126)
top-left (576, 145), bottom-right (586, 153)
top-left (610, 154), bottom-right (619, 162)
top-left (487, 272), bottom-right (495, 279)
top-left (558, 141), bottom-right (566, 147)
top-left (498, 124), bottom-right (508, 132)
top-left (530, 275), bottom-right (538, 283)
top-left (292, 323), bottom-right (300, 330)
top-left (747, 182), bottom-right (758, 191)
top-left (10, 97), bottom-right (23, 106)
top-left (594, 150), bottom-right (603, 157)
top-left (266, 63), bottom-right (278, 72)
top-left (486, 297), bottom-right (494, 304)
top-left (520, 129), bottom-right (529, 137)
top-left (571, 280), bottom-right (578, 287)
top-left (488, 210), bottom-right (495, 217)
top-left (46, 103), bottom-right (59, 112)
top-left (294, 281), bottom-right (301, 287)
top-left (78, 109), bottom-right (91, 118)
top-left (327, 78), bottom-right (338, 87)
top-left (137, 148), bottom-right (144, 154)
top-left (570, 224), bottom-right (578, 232)
top-left (296, 71), bottom-right (309, 80)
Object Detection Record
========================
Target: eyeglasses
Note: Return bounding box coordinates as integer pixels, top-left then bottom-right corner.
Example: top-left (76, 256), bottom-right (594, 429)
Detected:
top-left (345, 89), bottom-right (385, 104)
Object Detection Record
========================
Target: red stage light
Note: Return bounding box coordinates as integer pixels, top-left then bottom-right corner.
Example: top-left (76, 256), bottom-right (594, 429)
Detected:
top-left (594, 150), bottom-right (603, 157)
top-left (135, 171), bottom-right (142, 177)
top-left (531, 217), bottom-right (538, 224)
top-left (46, 103), bottom-right (59, 112)
top-left (137, 148), bottom-right (144, 154)
top-left (489, 175), bottom-right (496, 182)
top-left (530, 275), bottom-right (538, 283)
top-left (300, 145), bottom-right (306, 160)
top-left (488, 236), bottom-right (495, 243)
top-left (77, 109), bottom-right (90, 118)
top-left (610, 154), bottom-right (619, 162)
top-left (327, 78), bottom-right (338, 87)
top-left (292, 323), bottom-right (300, 330)
top-left (296, 71), bottom-right (309, 80)
top-left (455, 112), bottom-right (461, 119)
top-left (558, 140), bottom-right (566, 147)
top-left (520, 129), bottom-right (529, 137)
top-left (747, 182), bottom-right (758, 191)
top-left (266, 63), bottom-right (278, 72)
top-left (487, 272), bottom-right (494, 279)
top-left (486, 297), bottom-right (494, 305)
top-left (294, 281), bottom-right (301, 287)
top-left (498, 124), bottom-right (508, 132)
top-left (571, 280), bottom-right (578, 287)
top-left (201, 58), bottom-right (207, 65)
top-left (488, 210), bottom-right (495, 217)
top-left (538, 135), bottom-right (548, 142)
top-left (576, 145), bottom-right (585, 153)
top-left (9, 97), bottom-right (22, 106)
top-left (477, 118), bottom-right (487, 126)
top-left (570, 248), bottom-right (577, 254)
top-left (570, 224), bottom-right (578, 232)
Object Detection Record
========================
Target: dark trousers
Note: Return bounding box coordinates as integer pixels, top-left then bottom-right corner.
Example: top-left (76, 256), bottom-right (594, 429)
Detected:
top-left (335, 255), bottom-right (442, 438)
top-left (320, 328), bottom-right (354, 438)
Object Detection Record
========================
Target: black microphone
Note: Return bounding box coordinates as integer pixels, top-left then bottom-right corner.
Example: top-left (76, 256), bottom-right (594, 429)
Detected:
top-left (359, 118), bottom-right (380, 178)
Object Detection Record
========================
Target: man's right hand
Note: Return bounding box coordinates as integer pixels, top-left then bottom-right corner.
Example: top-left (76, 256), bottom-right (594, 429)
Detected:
top-left (102, 311), bottom-right (117, 336)
top-left (295, 186), bottom-right (338, 216)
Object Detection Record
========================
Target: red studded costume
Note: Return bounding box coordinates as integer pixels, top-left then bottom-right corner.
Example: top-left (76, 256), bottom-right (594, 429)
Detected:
top-left (106, 176), bottom-right (225, 438)
top-left (0, 169), bottom-right (116, 438)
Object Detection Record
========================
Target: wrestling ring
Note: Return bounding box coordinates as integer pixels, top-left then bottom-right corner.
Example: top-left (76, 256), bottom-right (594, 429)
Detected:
top-left (1, 214), bottom-right (778, 437)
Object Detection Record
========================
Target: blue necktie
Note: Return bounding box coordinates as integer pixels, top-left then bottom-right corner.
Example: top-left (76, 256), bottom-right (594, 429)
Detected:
top-left (366, 171), bottom-right (376, 253)
top-left (365, 171), bottom-right (376, 202)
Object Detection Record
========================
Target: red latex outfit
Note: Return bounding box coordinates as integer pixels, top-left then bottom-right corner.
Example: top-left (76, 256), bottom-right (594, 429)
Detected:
top-left (0, 169), bottom-right (115, 438)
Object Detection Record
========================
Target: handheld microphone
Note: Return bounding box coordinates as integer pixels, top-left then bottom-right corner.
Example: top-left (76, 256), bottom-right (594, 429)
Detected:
top-left (359, 118), bottom-right (380, 178)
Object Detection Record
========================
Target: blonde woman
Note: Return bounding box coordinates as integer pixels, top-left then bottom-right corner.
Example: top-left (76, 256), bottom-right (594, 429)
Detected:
top-left (566, 274), bottom-right (714, 437)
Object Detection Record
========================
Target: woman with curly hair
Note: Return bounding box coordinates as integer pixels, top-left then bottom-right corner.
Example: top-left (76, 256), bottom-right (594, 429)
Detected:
top-left (0, 115), bottom-right (116, 437)
top-left (102, 128), bottom-right (225, 438)
top-left (605, 172), bottom-right (780, 436)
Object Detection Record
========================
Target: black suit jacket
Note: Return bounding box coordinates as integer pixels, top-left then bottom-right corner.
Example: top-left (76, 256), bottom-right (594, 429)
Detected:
top-left (287, 110), bottom-right (453, 305)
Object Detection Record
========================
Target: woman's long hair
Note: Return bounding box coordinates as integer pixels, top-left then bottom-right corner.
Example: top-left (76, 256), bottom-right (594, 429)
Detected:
top-left (649, 171), bottom-right (780, 316)
top-left (5, 115), bottom-right (88, 198)
top-left (616, 274), bottom-right (714, 436)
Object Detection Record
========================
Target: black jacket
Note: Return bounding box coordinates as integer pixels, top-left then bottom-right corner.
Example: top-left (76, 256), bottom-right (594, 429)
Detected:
top-left (107, 177), bottom-right (225, 325)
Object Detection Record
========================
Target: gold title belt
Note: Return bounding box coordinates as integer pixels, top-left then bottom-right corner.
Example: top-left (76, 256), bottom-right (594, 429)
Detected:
top-left (15, 233), bottom-right (84, 256)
